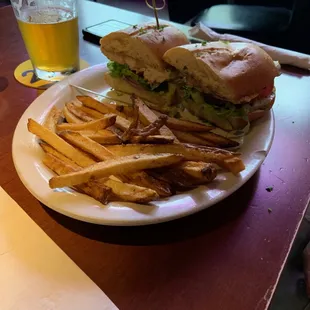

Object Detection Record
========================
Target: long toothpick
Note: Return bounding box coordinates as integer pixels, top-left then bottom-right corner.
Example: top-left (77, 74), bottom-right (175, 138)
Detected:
top-left (145, 0), bottom-right (166, 29)
top-left (152, 0), bottom-right (160, 29)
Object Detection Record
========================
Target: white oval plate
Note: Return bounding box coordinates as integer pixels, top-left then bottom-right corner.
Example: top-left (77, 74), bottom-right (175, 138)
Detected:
top-left (12, 63), bottom-right (274, 226)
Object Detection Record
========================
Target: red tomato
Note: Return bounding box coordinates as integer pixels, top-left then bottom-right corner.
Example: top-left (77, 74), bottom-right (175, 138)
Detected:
top-left (259, 83), bottom-right (273, 98)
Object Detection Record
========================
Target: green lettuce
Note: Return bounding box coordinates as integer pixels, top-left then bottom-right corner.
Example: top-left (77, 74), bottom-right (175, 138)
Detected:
top-left (107, 61), bottom-right (168, 92)
top-left (181, 86), bottom-right (248, 119)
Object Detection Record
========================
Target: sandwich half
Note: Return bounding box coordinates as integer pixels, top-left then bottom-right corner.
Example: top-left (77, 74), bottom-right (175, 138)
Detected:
top-left (100, 22), bottom-right (189, 111)
top-left (163, 41), bottom-right (280, 131)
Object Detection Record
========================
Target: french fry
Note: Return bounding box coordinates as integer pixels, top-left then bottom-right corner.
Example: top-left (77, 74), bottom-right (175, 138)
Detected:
top-left (39, 142), bottom-right (80, 168)
top-left (108, 125), bottom-right (124, 137)
top-left (132, 95), bottom-right (178, 140)
top-left (153, 110), bottom-right (214, 132)
top-left (77, 95), bottom-right (111, 113)
top-left (103, 178), bottom-right (158, 203)
top-left (60, 127), bottom-right (173, 196)
top-left (66, 102), bottom-right (94, 122)
top-left (129, 135), bottom-right (174, 144)
top-left (59, 131), bottom-right (114, 161)
top-left (49, 153), bottom-right (184, 188)
top-left (63, 105), bottom-right (83, 124)
top-left (77, 95), bottom-right (128, 118)
top-left (113, 102), bottom-right (134, 117)
top-left (42, 143), bottom-right (157, 203)
top-left (43, 153), bottom-right (111, 204)
top-left (122, 115), bottom-right (168, 142)
top-left (78, 105), bottom-right (106, 119)
top-left (81, 130), bottom-right (122, 144)
top-left (58, 126), bottom-right (172, 196)
top-left (106, 144), bottom-right (236, 159)
top-left (128, 171), bottom-right (172, 197)
top-left (150, 161), bottom-right (217, 188)
top-left (77, 96), bottom-right (131, 131)
top-left (222, 157), bottom-right (246, 175)
top-left (106, 144), bottom-right (244, 174)
top-left (28, 119), bottom-right (95, 167)
top-left (175, 161), bottom-right (217, 183)
top-left (114, 116), bottom-right (131, 131)
top-left (56, 115), bottom-right (116, 132)
top-left (194, 132), bottom-right (239, 148)
top-left (56, 129), bottom-right (171, 196)
top-left (43, 106), bottom-right (62, 132)
top-left (121, 104), bottom-right (139, 142)
top-left (172, 130), bottom-right (216, 147)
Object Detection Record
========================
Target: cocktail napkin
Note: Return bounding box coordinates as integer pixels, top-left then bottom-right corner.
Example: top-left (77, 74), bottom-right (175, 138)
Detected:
top-left (189, 23), bottom-right (310, 70)
top-left (0, 187), bottom-right (118, 310)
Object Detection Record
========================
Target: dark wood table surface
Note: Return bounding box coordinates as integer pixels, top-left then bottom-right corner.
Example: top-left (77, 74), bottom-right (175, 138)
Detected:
top-left (1, 2), bottom-right (310, 309)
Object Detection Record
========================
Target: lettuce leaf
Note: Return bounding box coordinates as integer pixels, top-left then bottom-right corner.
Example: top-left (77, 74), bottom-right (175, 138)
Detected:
top-left (181, 86), bottom-right (248, 119)
top-left (107, 61), bottom-right (168, 92)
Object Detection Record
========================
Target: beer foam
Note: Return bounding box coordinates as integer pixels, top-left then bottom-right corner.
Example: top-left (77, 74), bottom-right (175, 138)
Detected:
top-left (19, 7), bottom-right (74, 24)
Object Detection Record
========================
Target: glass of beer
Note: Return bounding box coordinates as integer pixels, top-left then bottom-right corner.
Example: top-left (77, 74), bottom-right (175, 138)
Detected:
top-left (11, 0), bottom-right (79, 81)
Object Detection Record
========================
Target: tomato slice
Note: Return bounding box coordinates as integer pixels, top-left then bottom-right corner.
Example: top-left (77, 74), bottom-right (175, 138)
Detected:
top-left (259, 83), bottom-right (274, 98)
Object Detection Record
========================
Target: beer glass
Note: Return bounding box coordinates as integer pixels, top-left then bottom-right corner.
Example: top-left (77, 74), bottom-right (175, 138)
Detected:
top-left (11, 0), bottom-right (79, 81)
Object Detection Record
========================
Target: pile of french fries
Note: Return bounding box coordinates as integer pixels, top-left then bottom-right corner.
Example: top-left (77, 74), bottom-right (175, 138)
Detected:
top-left (27, 94), bottom-right (245, 204)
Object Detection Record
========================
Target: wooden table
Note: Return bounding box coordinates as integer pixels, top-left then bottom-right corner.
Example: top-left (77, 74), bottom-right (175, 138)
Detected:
top-left (1, 2), bottom-right (310, 309)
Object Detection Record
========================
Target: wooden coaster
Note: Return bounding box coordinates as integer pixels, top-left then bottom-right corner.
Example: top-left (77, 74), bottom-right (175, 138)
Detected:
top-left (14, 59), bottom-right (89, 90)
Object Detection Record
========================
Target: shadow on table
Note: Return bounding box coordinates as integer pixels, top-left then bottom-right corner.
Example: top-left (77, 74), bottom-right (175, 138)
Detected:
top-left (43, 170), bottom-right (260, 246)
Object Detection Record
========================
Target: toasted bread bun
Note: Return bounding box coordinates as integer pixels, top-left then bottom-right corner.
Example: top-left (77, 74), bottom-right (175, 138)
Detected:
top-left (104, 72), bottom-right (177, 110)
top-left (100, 23), bottom-right (189, 84)
top-left (163, 42), bottom-right (280, 104)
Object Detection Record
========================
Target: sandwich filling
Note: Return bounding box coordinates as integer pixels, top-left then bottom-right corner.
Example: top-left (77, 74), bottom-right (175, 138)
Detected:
top-left (108, 61), bottom-right (170, 93)
top-left (180, 84), bottom-right (275, 131)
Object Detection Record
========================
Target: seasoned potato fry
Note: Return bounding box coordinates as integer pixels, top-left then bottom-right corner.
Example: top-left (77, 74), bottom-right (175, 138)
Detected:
top-left (175, 161), bottom-right (218, 183)
top-left (77, 95), bottom-right (128, 118)
top-left (122, 115), bottom-right (168, 142)
top-left (43, 106), bottom-right (62, 132)
top-left (114, 116), bottom-right (131, 131)
top-left (103, 178), bottom-right (158, 203)
top-left (121, 105), bottom-right (139, 142)
top-left (153, 110), bottom-right (214, 132)
top-left (222, 157), bottom-right (246, 175)
top-left (66, 102), bottom-right (94, 122)
top-left (80, 99), bottom-right (134, 118)
top-left (132, 95), bottom-right (177, 140)
top-left (172, 130), bottom-right (216, 147)
top-left (78, 105), bottom-right (106, 119)
top-left (43, 153), bottom-right (111, 204)
top-left (40, 142), bottom-right (80, 168)
top-left (63, 105), bottom-right (83, 123)
top-left (59, 131), bottom-right (114, 160)
top-left (120, 171), bottom-right (170, 197)
top-left (130, 135), bottom-right (174, 144)
top-left (49, 153), bottom-right (184, 188)
top-left (106, 144), bottom-right (236, 159)
top-left (56, 114), bottom-right (116, 132)
top-left (106, 144), bottom-right (244, 174)
top-left (77, 95), bottom-right (111, 114)
top-left (57, 128), bottom-right (172, 197)
top-left (151, 166), bottom-right (217, 187)
top-left (195, 132), bottom-right (239, 148)
top-left (77, 96), bottom-right (131, 131)
top-left (113, 103), bottom-right (134, 117)
top-left (42, 143), bottom-right (157, 203)
top-left (81, 130), bottom-right (122, 144)
top-left (128, 171), bottom-right (172, 197)
top-left (28, 119), bottom-right (95, 167)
